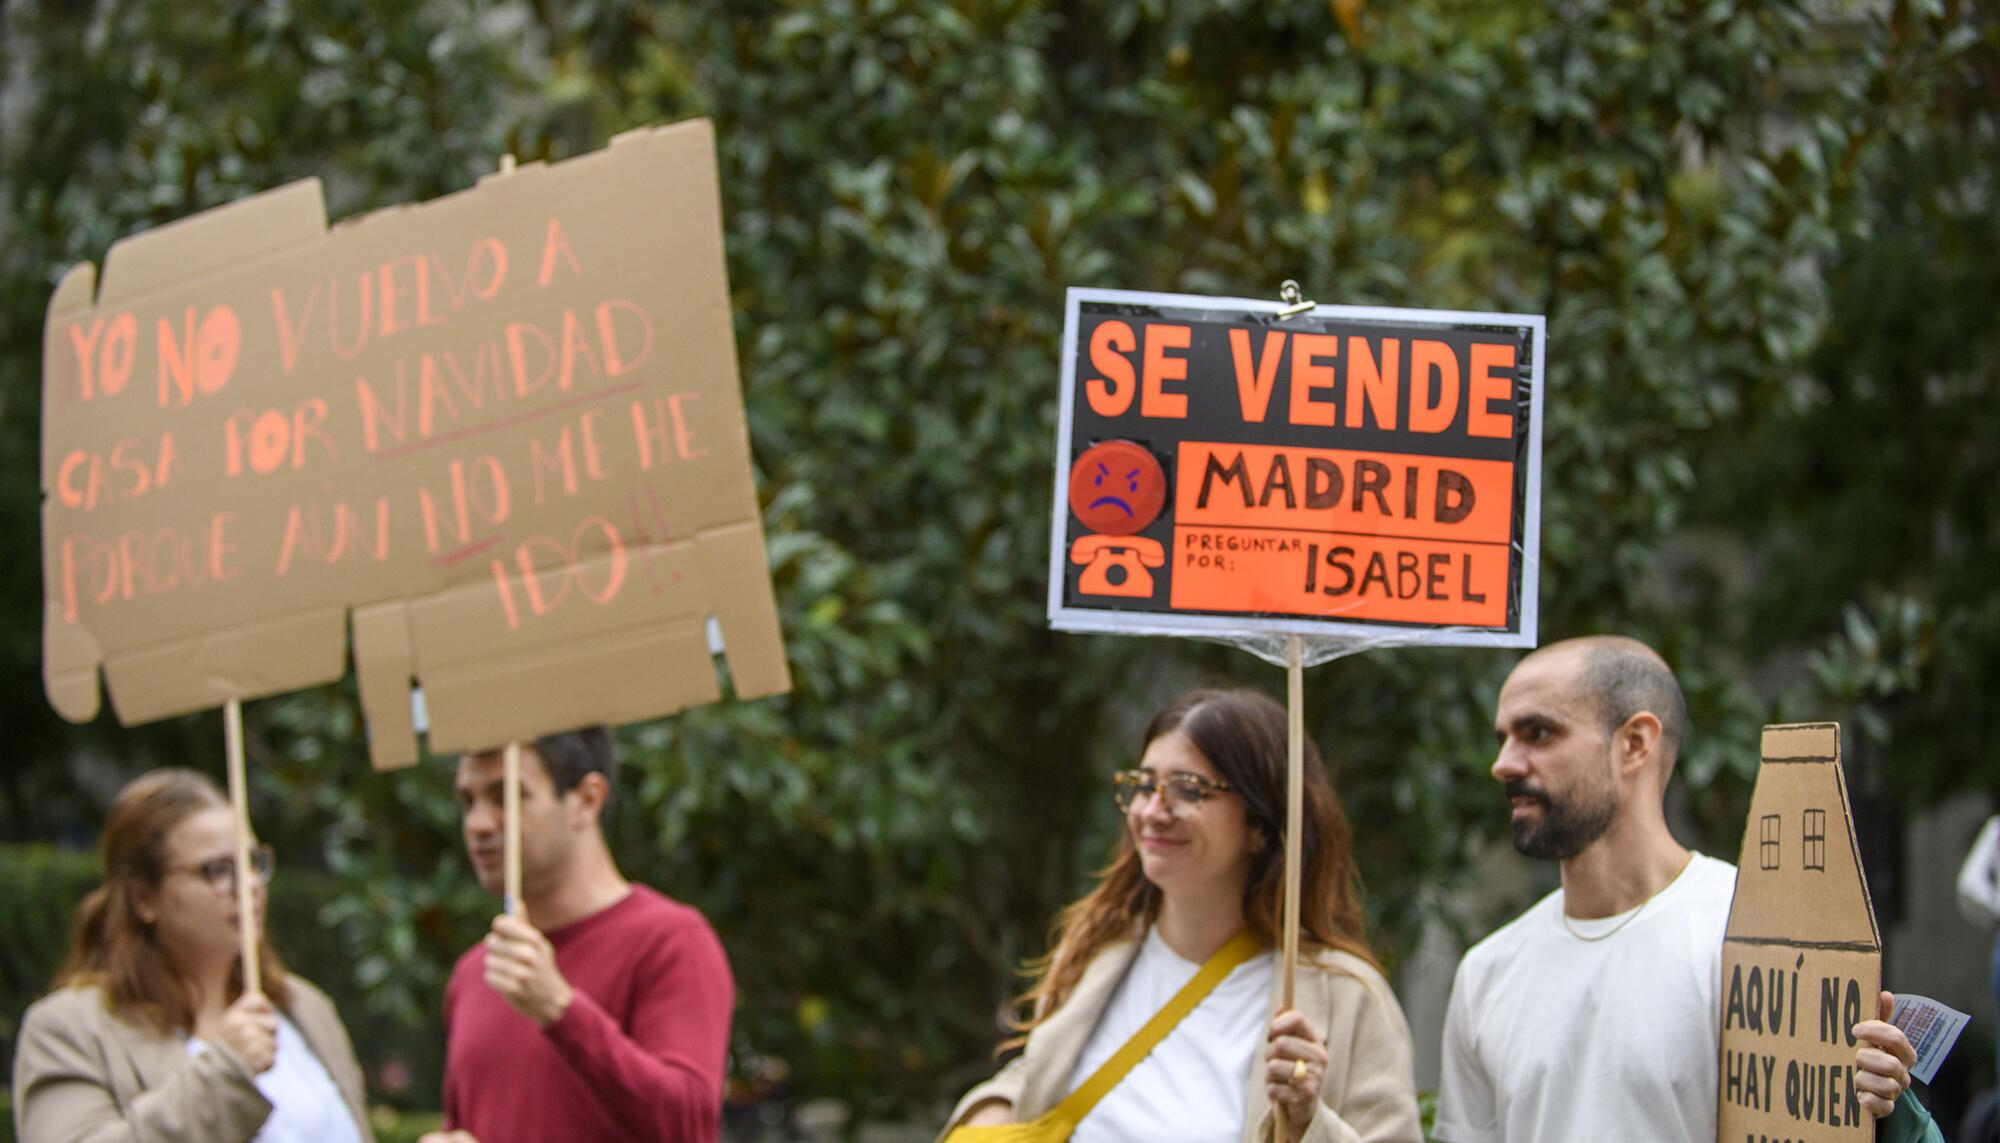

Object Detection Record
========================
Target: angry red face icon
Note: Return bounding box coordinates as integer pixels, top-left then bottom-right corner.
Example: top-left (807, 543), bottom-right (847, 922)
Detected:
top-left (1068, 440), bottom-right (1167, 536)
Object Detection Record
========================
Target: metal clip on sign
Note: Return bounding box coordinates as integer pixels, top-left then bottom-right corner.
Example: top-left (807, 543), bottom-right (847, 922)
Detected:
top-left (1275, 279), bottom-right (1316, 319)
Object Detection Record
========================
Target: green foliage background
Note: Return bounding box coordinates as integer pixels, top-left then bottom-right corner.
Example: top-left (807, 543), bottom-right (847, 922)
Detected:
top-left (0, 0), bottom-right (1994, 1125)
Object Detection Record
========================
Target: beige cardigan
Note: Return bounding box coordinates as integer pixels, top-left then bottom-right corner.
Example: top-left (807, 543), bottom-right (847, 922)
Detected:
top-left (12, 975), bottom-right (375, 1143)
top-left (941, 939), bottom-right (1422, 1143)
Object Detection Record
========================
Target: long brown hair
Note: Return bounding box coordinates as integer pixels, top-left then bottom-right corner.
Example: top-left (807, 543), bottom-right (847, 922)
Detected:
top-left (1003, 688), bottom-right (1376, 1048)
top-left (53, 769), bottom-right (290, 1034)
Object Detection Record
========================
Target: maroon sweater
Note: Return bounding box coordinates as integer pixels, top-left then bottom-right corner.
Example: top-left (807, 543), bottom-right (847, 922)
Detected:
top-left (441, 885), bottom-right (734, 1142)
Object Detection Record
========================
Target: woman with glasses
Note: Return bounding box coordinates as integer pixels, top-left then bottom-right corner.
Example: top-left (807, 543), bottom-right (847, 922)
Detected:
top-left (12, 768), bottom-right (372, 1142)
top-left (941, 688), bottom-right (1420, 1143)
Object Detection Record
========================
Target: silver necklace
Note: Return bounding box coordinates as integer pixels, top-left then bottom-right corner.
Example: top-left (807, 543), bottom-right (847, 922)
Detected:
top-left (1560, 855), bottom-right (1693, 942)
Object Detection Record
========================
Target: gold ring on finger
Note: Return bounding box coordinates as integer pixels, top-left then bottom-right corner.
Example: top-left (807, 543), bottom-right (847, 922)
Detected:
top-left (1290, 1058), bottom-right (1307, 1086)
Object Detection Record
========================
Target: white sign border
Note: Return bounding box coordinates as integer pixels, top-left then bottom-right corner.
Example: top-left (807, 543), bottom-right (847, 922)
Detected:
top-left (1045, 286), bottom-right (1547, 650)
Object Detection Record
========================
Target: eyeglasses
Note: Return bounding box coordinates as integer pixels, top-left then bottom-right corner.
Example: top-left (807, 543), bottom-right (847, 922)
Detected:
top-left (1111, 770), bottom-right (1236, 817)
top-left (165, 845), bottom-right (275, 897)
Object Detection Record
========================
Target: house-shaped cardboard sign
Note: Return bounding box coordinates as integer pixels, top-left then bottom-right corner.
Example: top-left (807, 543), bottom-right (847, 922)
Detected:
top-left (1717, 723), bottom-right (1880, 1141)
top-left (40, 119), bottom-right (789, 768)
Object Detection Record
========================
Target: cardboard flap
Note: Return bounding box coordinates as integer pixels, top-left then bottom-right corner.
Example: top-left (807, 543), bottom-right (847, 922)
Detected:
top-left (43, 597), bottom-right (102, 722)
top-left (102, 610), bottom-right (347, 725)
top-left (97, 180), bottom-right (327, 308)
top-left (421, 620), bottom-right (719, 754)
top-left (353, 603), bottom-right (417, 771)
top-left (693, 521), bottom-right (792, 699)
top-left (41, 119), bottom-right (788, 758)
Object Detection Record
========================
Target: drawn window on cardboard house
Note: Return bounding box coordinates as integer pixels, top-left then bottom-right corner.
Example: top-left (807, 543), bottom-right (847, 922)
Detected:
top-left (1804, 809), bottom-right (1827, 872)
top-left (1760, 814), bottom-right (1782, 870)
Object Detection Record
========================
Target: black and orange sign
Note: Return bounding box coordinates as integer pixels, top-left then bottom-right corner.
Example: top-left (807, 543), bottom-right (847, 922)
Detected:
top-left (1047, 288), bottom-right (1544, 645)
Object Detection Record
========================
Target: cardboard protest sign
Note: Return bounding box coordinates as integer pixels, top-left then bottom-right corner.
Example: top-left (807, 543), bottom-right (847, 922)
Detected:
top-left (41, 119), bottom-right (789, 770)
top-left (1046, 288), bottom-right (1545, 648)
top-left (1718, 723), bottom-right (1879, 1142)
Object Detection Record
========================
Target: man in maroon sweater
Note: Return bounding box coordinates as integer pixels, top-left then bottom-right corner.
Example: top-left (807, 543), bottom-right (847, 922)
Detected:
top-left (418, 727), bottom-right (734, 1143)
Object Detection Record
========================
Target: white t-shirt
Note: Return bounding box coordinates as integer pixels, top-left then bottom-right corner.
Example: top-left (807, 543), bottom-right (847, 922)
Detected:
top-left (187, 1012), bottom-right (364, 1143)
top-left (1434, 853), bottom-right (1738, 1143)
top-left (1066, 926), bottom-right (1276, 1143)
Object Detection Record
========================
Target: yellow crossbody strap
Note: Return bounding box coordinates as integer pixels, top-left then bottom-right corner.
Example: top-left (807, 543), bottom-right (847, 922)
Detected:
top-left (1049, 930), bottom-right (1265, 1126)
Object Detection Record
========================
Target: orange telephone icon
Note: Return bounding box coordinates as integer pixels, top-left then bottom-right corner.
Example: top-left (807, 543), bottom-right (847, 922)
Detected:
top-left (1071, 534), bottom-right (1166, 598)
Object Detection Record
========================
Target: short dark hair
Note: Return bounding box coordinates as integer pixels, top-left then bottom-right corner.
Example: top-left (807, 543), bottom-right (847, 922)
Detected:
top-left (1579, 642), bottom-right (1688, 770)
top-left (530, 726), bottom-right (617, 800)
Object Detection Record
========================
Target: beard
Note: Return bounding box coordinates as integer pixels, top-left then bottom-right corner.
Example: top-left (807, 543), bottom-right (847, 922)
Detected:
top-left (1505, 775), bottom-right (1618, 860)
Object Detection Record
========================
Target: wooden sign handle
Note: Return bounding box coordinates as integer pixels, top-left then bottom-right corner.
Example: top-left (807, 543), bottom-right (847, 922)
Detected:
top-left (223, 699), bottom-right (261, 996)
top-left (504, 740), bottom-right (523, 919)
top-left (1282, 634), bottom-right (1303, 1000)
top-left (1275, 634), bottom-right (1305, 1141)
top-left (494, 150), bottom-right (521, 923)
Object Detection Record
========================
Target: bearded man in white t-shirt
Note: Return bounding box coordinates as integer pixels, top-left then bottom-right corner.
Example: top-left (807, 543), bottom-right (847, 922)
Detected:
top-left (1433, 635), bottom-right (1937, 1143)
